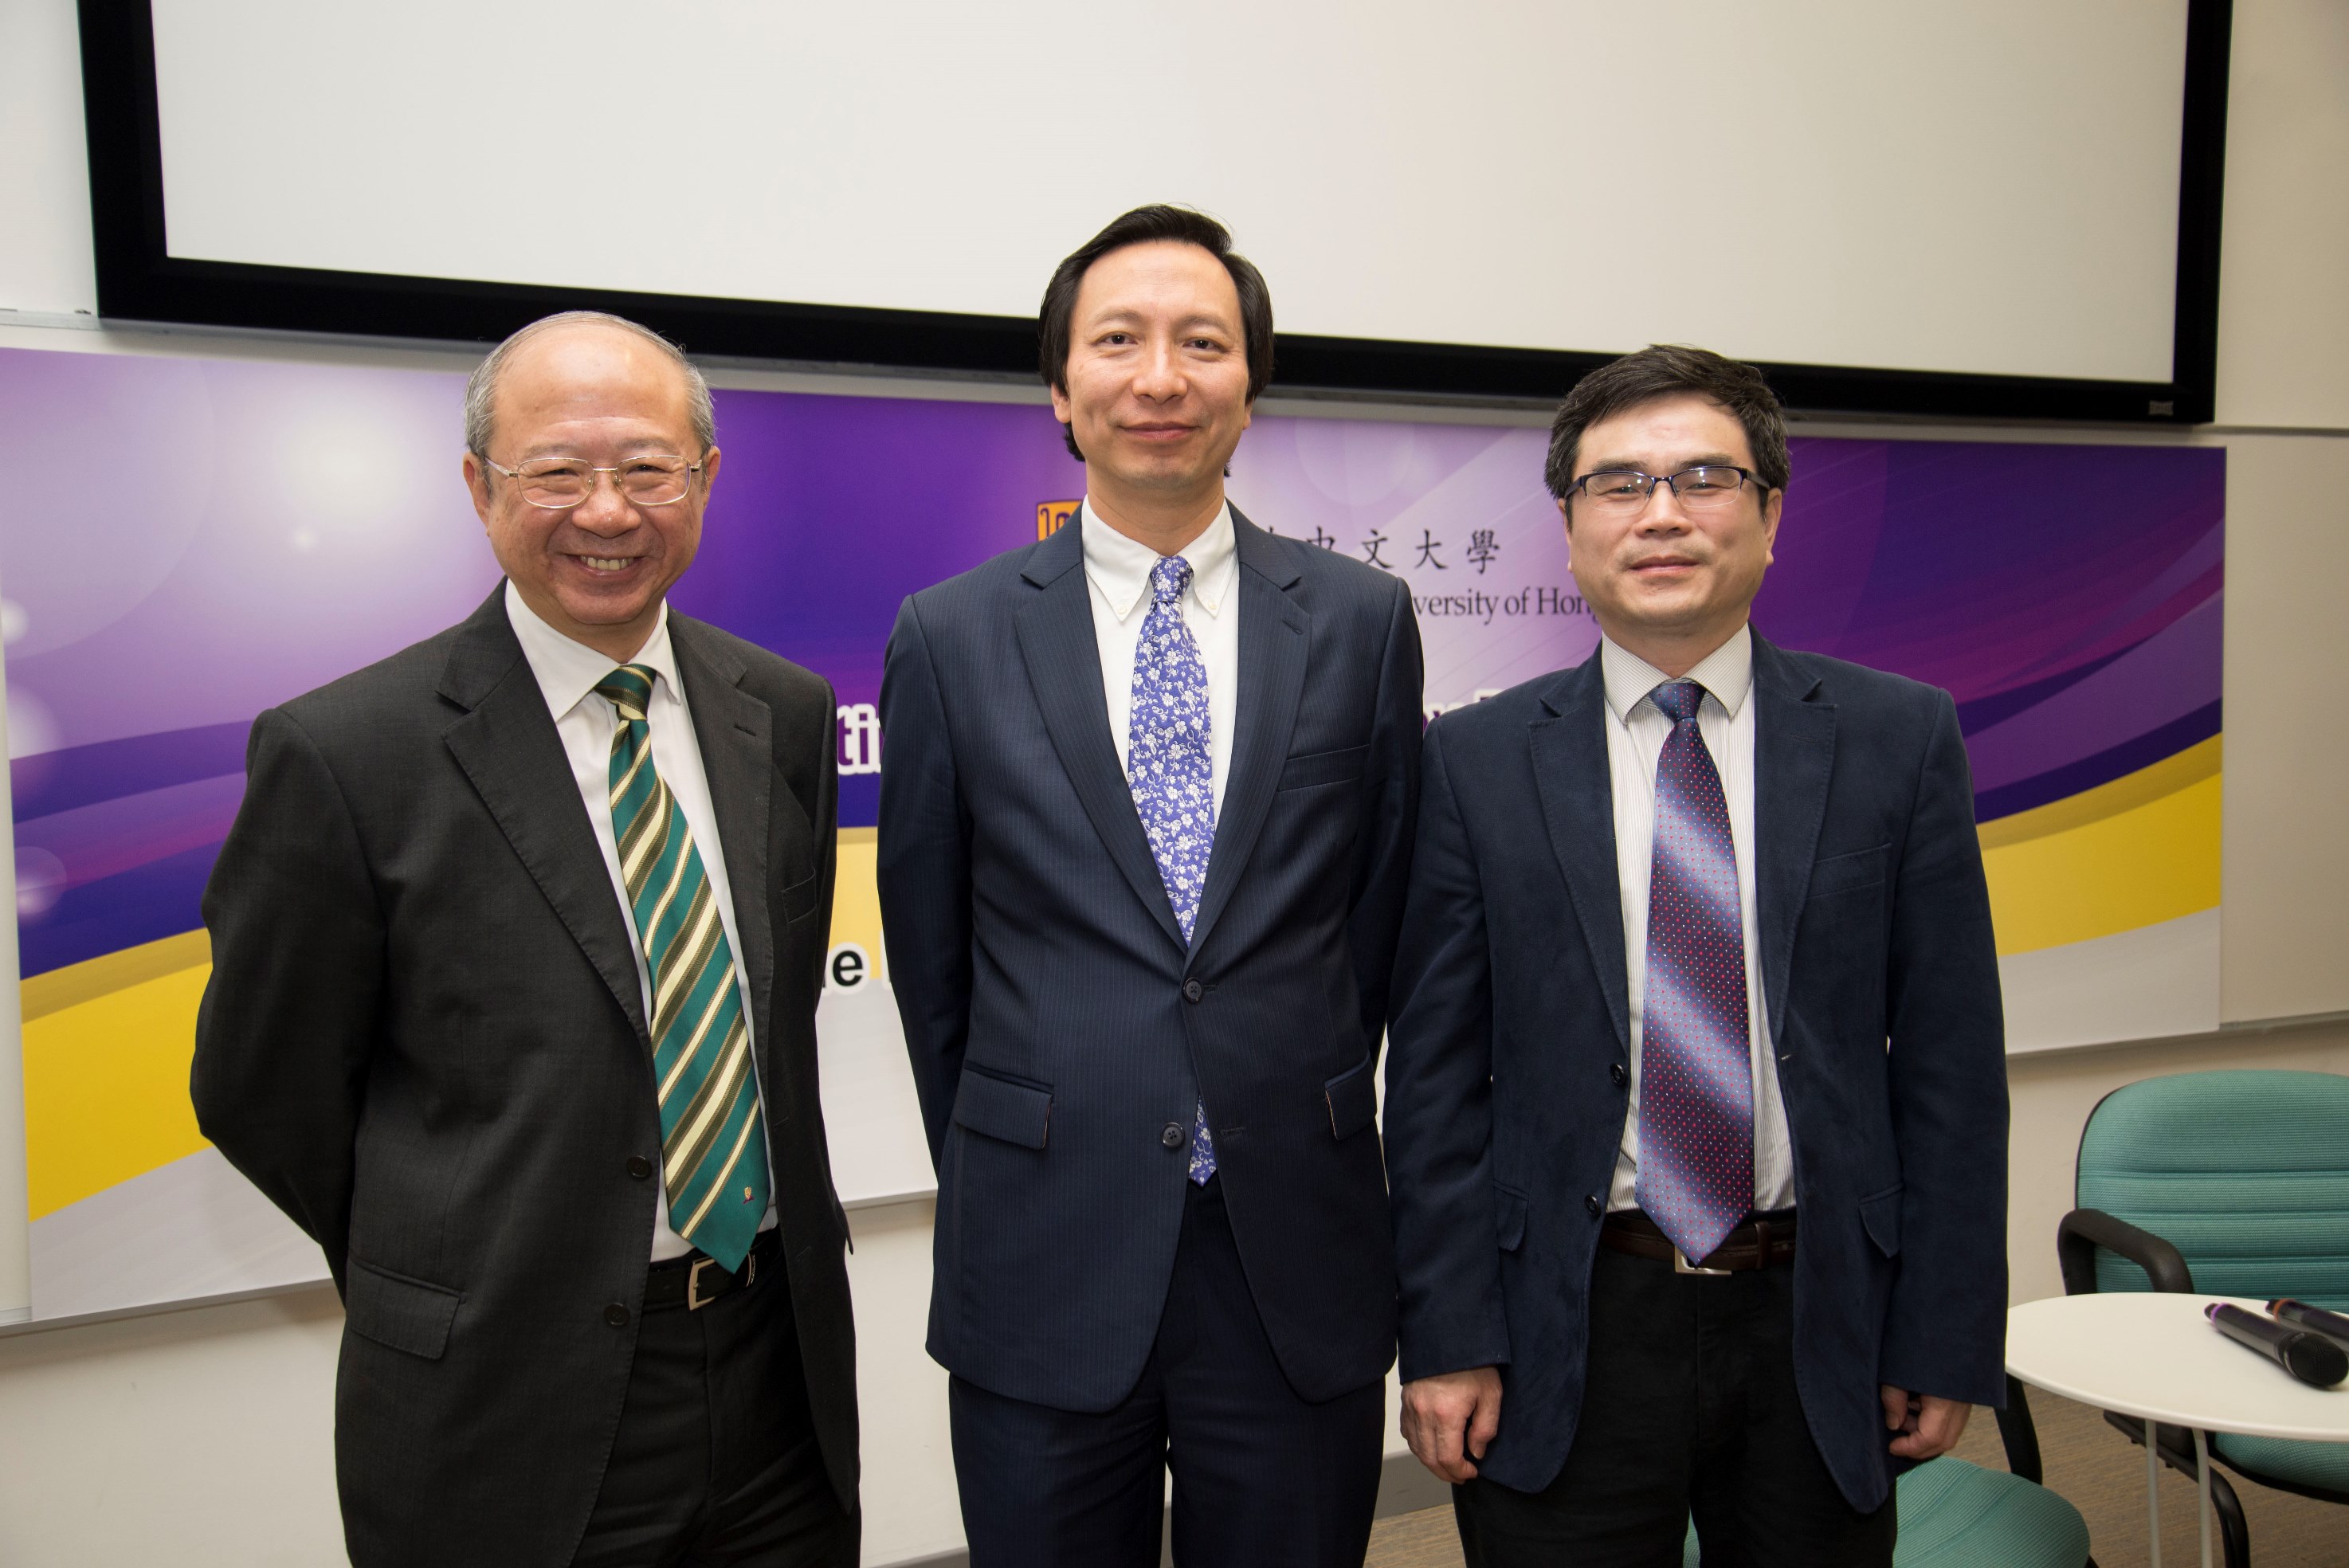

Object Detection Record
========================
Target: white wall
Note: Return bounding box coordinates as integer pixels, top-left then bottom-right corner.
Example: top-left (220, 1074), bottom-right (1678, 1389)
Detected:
top-left (2, 2), bottom-right (2347, 1565)
top-left (0, 1289), bottom-right (345, 1564)
top-left (2213, 0), bottom-right (2349, 429)
top-left (0, 0), bottom-right (95, 318)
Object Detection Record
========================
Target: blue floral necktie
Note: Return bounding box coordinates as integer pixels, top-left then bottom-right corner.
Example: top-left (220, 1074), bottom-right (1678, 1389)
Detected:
top-left (1127, 555), bottom-right (1218, 1183)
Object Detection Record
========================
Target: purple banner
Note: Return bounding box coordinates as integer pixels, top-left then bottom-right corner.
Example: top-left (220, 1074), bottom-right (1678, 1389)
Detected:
top-left (0, 347), bottom-right (2221, 982)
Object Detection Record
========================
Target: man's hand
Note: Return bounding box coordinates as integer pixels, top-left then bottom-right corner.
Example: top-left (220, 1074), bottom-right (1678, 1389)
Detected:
top-left (1880, 1386), bottom-right (1971, 1460)
top-left (1402, 1366), bottom-right (1504, 1484)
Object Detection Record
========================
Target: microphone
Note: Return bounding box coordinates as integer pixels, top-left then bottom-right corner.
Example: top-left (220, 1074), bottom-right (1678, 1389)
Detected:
top-left (2206, 1303), bottom-right (2348, 1389)
top-left (2267, 1298), bottom-right (2349, 1350)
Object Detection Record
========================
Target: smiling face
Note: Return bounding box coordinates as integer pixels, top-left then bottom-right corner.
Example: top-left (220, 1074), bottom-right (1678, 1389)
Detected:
top-left (462, 323), bottom-right (719, 661)
top-left (1558, 392), bottom-right (1782, 675)
top-left (1049, 240), bottom-right (1254, 535)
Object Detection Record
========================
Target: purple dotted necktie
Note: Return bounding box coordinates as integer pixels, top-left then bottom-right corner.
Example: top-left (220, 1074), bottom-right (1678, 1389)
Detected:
top-left (1127, 556), bottom-right (1218, 1184)
top-left (1634, 680), bottom-right (1754, 1262)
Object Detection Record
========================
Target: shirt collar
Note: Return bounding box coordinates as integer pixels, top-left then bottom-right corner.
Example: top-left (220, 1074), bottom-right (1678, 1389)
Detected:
top-left (504, 578), bottom-right (680, 720)
top-left (1078, 500), bottom-right (1238, 622)
top-left (1598, 622), bottom-right (1755, 724)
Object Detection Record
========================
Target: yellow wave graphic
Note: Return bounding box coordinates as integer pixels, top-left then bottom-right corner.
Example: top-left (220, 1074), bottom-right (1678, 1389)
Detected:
top-left (1978, 735), bottom-right (2222, 955)
top-left (21, 931), bottom-right (214, 1221)
top-left (21, 832), bottom-right (887, 1222)
top-left (20, 752), bottom-right (2218, 1221)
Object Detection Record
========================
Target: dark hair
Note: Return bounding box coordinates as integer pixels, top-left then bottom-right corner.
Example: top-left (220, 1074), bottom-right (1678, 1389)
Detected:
top-left (1543, 344), bottom-right (1790, 503)
top-left (1038, 205), bottom-right (1275, 461)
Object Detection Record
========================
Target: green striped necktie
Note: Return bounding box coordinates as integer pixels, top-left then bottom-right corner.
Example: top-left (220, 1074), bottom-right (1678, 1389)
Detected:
top-left (596, 664), bottom-right (768, 1273)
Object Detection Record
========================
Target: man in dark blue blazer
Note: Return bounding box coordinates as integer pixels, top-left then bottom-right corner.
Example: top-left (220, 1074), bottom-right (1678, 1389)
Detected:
top-left (876, 207), bottom-right (1422, 1566)
top-left (1385, 346), bottom-right (2007, 1566)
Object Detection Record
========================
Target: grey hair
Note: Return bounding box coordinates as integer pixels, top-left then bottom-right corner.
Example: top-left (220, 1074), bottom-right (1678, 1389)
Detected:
top-left (463, 310), bottom-right (716, 457)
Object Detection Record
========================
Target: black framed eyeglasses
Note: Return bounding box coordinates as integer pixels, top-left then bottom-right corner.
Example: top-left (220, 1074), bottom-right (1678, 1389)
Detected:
top-left (1567, 465), bottom-right (1760, 512)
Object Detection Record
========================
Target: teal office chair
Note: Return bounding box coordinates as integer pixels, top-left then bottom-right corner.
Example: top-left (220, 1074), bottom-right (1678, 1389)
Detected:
top-left (1677, 1452), bottom-right (2094, 1566)
top-left (2057, 1068), bottom-right (2349, 1568)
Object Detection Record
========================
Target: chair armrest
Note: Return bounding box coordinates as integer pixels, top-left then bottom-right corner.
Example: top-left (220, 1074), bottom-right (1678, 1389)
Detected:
top-left (2057, 1208), bottom-right (2194, 1296)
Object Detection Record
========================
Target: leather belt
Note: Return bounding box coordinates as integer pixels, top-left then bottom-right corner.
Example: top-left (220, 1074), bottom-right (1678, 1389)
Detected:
top-left (644, 1229), bottom-right (780, 1311)
top-left (1599, 1209), bottom-right (1798, 1274)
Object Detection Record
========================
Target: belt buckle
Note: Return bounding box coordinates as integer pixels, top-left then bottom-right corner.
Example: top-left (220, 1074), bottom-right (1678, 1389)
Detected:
top-left (1674, 1247), bottom-right (1732, 1276)
top-left (686, 1256), bottom-right (722, 1311)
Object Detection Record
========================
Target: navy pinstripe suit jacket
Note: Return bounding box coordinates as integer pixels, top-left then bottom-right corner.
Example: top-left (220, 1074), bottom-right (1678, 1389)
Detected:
top-left (877, 511), bottom-right (1422, 1409)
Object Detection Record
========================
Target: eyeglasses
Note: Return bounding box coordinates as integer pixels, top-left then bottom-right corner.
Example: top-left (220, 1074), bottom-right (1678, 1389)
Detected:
top-left (1567, 465), bottom-right (1761, 512)
top-left (480, 453), bottom-right (704, 509)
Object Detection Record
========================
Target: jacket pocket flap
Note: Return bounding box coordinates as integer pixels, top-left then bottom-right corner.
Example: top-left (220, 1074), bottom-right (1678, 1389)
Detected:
top-left (778, 868), bottom-right (822, 924)
top-left (1495, 1186), bottom-right (1528, 1252)
top-left (345, 1257), bottom-right (461, 1360)
top-left (1324, 1056), bottom-right (1378, 1139)
top-left (1277, 744), bottom-right (1369, 794)
top-left (1859, 1182), bottom-right (1904, 1256)
top-left (952, 1068), bottom-right (1053, 1149)
top-left (1809, 844), bottom-right (1889, 900)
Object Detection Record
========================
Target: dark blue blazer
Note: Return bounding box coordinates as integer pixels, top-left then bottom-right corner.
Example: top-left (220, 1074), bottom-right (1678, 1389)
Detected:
top-left (1383, 634), bottom-right (2007, 1511)
top-left (877, 511), bottom-right (1422, 1410)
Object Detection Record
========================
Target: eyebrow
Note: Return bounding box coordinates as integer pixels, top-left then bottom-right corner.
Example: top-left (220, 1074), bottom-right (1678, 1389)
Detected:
top-left (514, 437), bottom-right (688, 461)
top-left (1086, 308), bottom-right (1238, 335)
top-left (1582, 452), bottom-right (1743, 472)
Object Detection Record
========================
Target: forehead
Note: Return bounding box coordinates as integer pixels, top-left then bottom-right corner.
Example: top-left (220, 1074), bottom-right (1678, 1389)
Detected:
top-left (1072, 240), bottom-right (1241, 323)
top-left (495, 326), bottom-right (694, 442)
top-left (1579, 393), bottom-right (1755, 468)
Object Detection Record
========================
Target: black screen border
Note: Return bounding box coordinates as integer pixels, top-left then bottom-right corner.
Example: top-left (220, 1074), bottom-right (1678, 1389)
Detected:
top-left (77, 0), bottom-right (2231, 424)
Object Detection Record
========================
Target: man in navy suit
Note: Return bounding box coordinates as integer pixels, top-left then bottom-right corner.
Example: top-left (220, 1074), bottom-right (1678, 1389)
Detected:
top-left (876, 206), bottom-right (1422, 1566)
top-left (1384, 346), bottom-right (2007, 1566)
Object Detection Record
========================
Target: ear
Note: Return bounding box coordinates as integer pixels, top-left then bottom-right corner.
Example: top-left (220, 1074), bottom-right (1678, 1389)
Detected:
top-left (1048, 378), bottom-right (1074, 425)
top-left (699, 445), bottom-right (722, 498)
top-left (1760, 484), bottom-right (1782, 566)
top-left (462, 450), bottom-right (496, 527)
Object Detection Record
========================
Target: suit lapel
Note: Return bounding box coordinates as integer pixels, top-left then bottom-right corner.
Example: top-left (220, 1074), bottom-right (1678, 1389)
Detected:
top-left (673, 617), bottom-right (778, 1103)
top-left (1751, 633), bottom-right (1835, 1043)
top-left (1528, 657), bottom-right (1631, 1056)
top-left (1014, 525), bottom-right (1188, 951)
top-left (438, 588), bottom-right (650, 1046)
top-left (1190, 514), bottom-right (1306, 958)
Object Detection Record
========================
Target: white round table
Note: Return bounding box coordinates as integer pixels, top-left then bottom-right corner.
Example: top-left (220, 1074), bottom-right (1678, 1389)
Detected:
top-left (2007, 1293), bottom-right (2349, 1567)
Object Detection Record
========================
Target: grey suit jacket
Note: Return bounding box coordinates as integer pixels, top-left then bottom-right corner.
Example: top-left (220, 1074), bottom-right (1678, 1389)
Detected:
top-left (193, 586), bottom-right (857, 1567)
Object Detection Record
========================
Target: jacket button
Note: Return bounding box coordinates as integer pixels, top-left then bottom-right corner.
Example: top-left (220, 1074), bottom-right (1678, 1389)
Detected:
top-left (604, 1303), bottom-right (630, 1328)
top-left (1586, 1194), bottom-right (1602, 1217)
top-left (1182, 979), bottom-right (1204, 1002)
top-left (1610, 1062), bottom-right (1628, 1087)
top-left (626, 1155), bottom-right (653, 1179)
top-left (1161, 1122), bottom-right (1187, 1150)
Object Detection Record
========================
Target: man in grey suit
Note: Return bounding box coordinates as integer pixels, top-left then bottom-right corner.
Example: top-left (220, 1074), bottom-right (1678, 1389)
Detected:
top-left (194, 312), bottom-right (858, 1567)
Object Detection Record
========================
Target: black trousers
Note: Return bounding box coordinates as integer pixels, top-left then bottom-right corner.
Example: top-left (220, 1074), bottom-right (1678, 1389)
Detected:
top-left (572, 1250), bottom-right (857, 1568)
top-left (1456, 1240), bottom-right (1894, 1568)
top-left (950, 1176), bottom-right (1385, 1568)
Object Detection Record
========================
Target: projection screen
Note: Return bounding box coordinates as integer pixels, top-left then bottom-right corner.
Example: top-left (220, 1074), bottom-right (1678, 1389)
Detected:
top-left (80, 0), bottom-right (2229, 420)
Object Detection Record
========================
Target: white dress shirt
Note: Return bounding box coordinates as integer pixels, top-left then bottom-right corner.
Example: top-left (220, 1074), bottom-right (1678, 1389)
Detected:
top-left (1080, 500), bottom-right (1241, 820)
top-left (505, 582), bottom-right (778, 1261)
top-left (1599, 623), bottom-right (1797, 1215)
